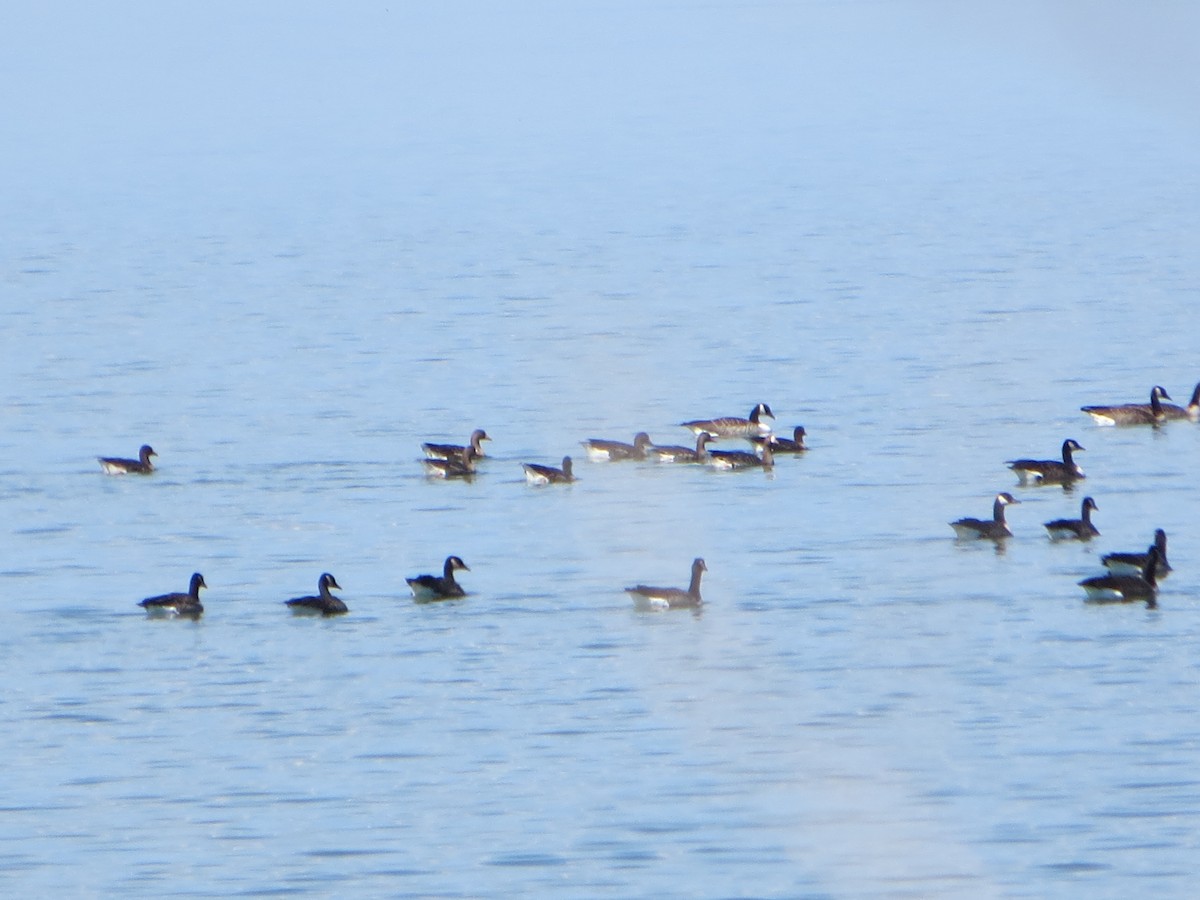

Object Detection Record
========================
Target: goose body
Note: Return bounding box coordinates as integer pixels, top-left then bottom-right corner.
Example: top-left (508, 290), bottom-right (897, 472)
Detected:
top-left (140, 572), bottom-right (206, 618)
top-left (286, 573), bottom-right (347, 616)
top-left (625, 558), bottom-right (707, 610)
top-left (649, 432), bottom-right (714, 463)
top-left (1007, 439), bottom-right (1085, 485)
top-left (99, 444), bottom-right (157, 475)
top-left (1044, 496), bottom-right (1100, 541)
top-left (522, 456), bottom-right (574, 484)
top-left (1102, 529), bottom-right (1172, 577)
top-left (751, 426), bottom-right (807, 454)
top-left (709, 437), bottom-right (775, 470)
top-left (406, 555), bottom-right (470, 601)
top-left (1081, 386), bottom-right (1171, 426)
top-left (1080, 545), bottom-right (1160, 604)
top-left (423, 429), bottom-right (490, 461)
top-left (423, 446), bottom-right (478, 479)
top-left (681, 403), bottom-right (774, 438)
top-left (951, 492), bottom-right (1020, 540)
top-left (581, 432), bottom-right (652, 461)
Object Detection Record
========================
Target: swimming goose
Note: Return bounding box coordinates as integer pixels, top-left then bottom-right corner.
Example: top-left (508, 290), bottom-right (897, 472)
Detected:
top-left (950, 492), bottom-right (1020, 540)
top-left (99, 444), bottom-right (157, 475)
top-left (752, 426), bottom-right (807, 454)
top-left (406, 555), bottom-right (470, 600)
top-left (1130, 382), bottom-right (1200, 422)
top-left (285, 573), bottom-right (347, 616)
top-left (1079, 545), bottom-right (1160, 604)
top-left (423, 446), bottom-right (478, 479)
top-left (522, 456), bottom-right (575, 484)
top-left (681, 403), bottom-right (774, 438)
top-left (581, 432), bottom-right (653, 461)
top-left (139, 572), bottom-right (206, 618)
top-left (649, 432), bottom-right (715, 463)
top-left (709, 436), bottom-right (775, 470)
top-left (1044, 496), bottom-right (1100, 541)
top-left (1102, 528), bottom-right (1172, 578)
top-left (625, 558), bottom-right (707, 610)
top-left (423, 429), bottom-right (490, 461)
top-left (1007, 439), bottom-right (1085, 486)
top-left (1081, 386), bottom-right (1171, 426)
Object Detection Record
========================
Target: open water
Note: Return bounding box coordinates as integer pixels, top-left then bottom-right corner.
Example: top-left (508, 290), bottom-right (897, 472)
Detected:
top-left (3, 2), bottom-right (1200, 897)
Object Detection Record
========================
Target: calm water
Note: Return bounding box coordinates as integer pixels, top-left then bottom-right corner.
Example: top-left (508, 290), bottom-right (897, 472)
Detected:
top-left (3, 2), bottom-right (1200, 897)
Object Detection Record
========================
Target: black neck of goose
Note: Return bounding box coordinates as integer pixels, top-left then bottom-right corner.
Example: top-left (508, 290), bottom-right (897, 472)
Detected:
top-left (688, 565), bottom-right (704, 597)
top-left (1081, 502), bottom-right (1093, 524)
top-left (1190, 384), bottom-right (1200, 408)
top-left (443, 558), bottom-right (457, 580)
top-left (1151, 390), bottom-right (1163, 413)
top-left (1062, 442), bottom-right (1075, 465)
top-left (992, 498), bottom-right (1008, 523)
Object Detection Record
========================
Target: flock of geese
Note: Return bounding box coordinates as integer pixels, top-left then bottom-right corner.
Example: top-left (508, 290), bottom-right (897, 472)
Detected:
top-left (950, 382), bottom-right (1199, 608)
top-left (102, 402), bottom-right (806, 618)
top-left (104, 382), bottom-right (1195, 618)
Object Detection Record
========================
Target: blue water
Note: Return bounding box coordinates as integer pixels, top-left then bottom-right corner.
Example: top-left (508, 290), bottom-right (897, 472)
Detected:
top-left (3, 2), bottom-right (1200, 897)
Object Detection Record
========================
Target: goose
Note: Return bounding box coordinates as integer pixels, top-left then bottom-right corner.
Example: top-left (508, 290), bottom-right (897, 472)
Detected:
top-left (99, 444), bottom-right (157, 475)
top-left (522, 456), bottom-right (574, 484)
top-left (406, 555), bottom-right (470, 600)
top-left (139, 572), bottom-right (206, 618)
top-left (1102, 529), bottom-right (1172, 577)
top-left (285, 573), bottom-right (347, 616)
top-left (1007, 438), bottom-right (1085, 485)
top-left (751, 426), bottom-right (807, 454)
top-left (423, 429), bottom-right (490, 461)
top-left (950, 492), bottom-right (1020, 540)
top-left (581, 432), bottom-right (653, 461)
top-left (709, 436), bottom-right (775, 470)
top-left (649, 432), bottom-right (715, 463)
top-left (625, 558), bottom-right (707, 610)
top-left (1044, 496), bottom-right (1100, 541)
top-left (423, 446), bottom-right (478, 479)
top-left (681, 403), bottom-right (774, 438)
top-left (1080, 545), bottom-right (1160, 604)
top-left (1081, 386), bottom-right (1171, 426)
top-left (1130, 382), bottom-right (1200, 422)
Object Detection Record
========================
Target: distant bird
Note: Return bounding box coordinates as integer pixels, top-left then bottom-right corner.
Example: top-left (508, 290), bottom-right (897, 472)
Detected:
top-left (422, 446), bottom-right (478, 479)
top-left (752, 426), bottom-right (807, 454)
top-left (423, 429), bottom-right (490, 461)
top-left (625, 558), bottom-right (707, 610)
top-left (1130, 382), bottom-right (1200, 422)
top-left (406, 555), bottom-right (470, 601)
top-left (1044, 496), bottom-right (1100, 541)
top-left (285, 573), bottom-right (347, 616)
top-left (649, 432), bottom-right (715, 463)
top-left (681, 403), bottom-right (774, 438)
top-left (522, 456), bottom-right (575, 485)
top-left (581, 432), bottom-right (653, 461)
top-left (1079, 545), bottom-right (1161, 605)
top-left (950, 492), bottom-right (1020, 541)
top-left (1102, 528), bottom-right (1172, 578)
top-left (708, 436), bottom-right (775, 471)
top-left (139, 572), bottom-right (206, 619)
top-left (1081, 386), bottom-right (1171, 426)
top-left (1007, 438), bottom-right (1085, 486)
top-left (99, 444), bottom-right (157, 475)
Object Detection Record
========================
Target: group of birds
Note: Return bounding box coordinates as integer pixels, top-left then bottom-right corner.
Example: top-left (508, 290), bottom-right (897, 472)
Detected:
top-left (136, 557), bottom-right (474, 620)
top-left (417, 403), bottom-right (807, 484)
top-left (949, 382), bottom-right (1197, 607)
top-left (104, 402), bottom-right (804, 617)
top-left (104, 382), bottom-right (1193, 618)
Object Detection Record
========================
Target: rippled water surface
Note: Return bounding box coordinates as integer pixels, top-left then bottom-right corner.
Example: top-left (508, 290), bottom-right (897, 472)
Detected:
top-left (3, 2), bottom-right (1200, 897)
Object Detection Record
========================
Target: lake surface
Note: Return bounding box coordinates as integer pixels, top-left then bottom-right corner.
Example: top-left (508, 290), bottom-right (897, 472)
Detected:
top-left (3, 2), bottom-right (1199, 897)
